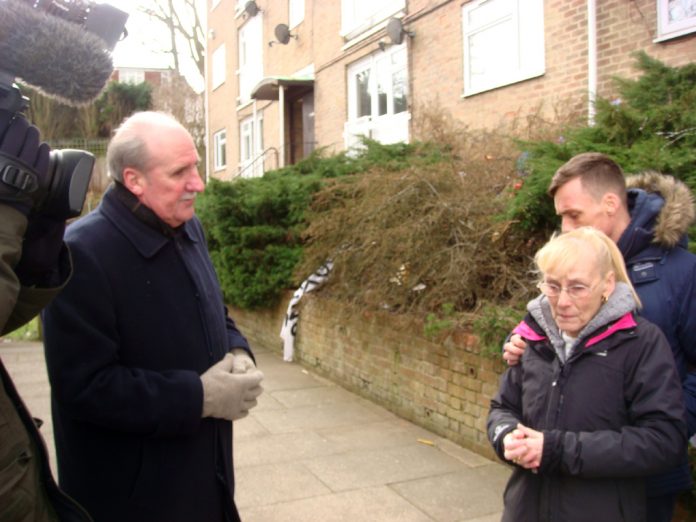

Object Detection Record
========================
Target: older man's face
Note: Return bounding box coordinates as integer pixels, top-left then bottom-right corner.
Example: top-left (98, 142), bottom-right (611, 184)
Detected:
top-left (137, 124), bottom-right (204, 228)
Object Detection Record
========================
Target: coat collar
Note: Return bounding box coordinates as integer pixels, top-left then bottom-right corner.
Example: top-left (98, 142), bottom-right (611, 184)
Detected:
top-left (515, 282), bottom-right (638, 358)
top-left (98, 184), bottom-right (199, 259)
top-left (513, 312), bottom-right (637, 352)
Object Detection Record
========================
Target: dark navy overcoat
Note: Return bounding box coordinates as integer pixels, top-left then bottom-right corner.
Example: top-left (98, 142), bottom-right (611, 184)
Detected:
top-left (43, 185), bottom-right (251, 522)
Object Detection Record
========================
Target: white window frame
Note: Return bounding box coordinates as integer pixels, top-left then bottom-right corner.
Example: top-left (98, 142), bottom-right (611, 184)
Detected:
top-left (238, 15), bottom-right (264, 105)
top-left (341, 0), bottom-right (405, 40)
top-left (344, 44), bottom-right (409, 150)
top-left (656, 0), bottom-right (696, 41)
top-left (119, 69), bottom-right (145, 84)
top-left (462, 0), bottom-right (544, 97)
top-left (239, 114), bottom-right (264, 178)
top-left (289, 0), bottom-right (304, 28)
top-left (211, 44), bottom-right (226, 90)
top-left (213, 129), bottom-right (227, 171)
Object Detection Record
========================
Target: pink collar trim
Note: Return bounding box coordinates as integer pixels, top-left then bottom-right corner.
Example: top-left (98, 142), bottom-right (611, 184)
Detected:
top-left (512, 312), bottom-right (636, 347)
top-left (585, 312), bottom-right (637, 347)
top-left (513, 321), bottom-right (546, 342)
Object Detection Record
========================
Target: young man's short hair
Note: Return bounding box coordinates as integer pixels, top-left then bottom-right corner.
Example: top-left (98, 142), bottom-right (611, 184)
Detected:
top-left (548, 152), bottom-right (627, 206)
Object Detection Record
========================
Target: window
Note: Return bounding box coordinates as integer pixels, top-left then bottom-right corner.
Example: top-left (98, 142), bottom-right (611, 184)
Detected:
top-left (289, 0), bottom-right (304, 28)
top-left (238, 15), bottom-right (263, 104)
top-left (345, 44), bottom-right (409, 149)
top-left (239, 114), bottom-right (264, 178)
top-left (213, 129), bottom-right (226, 171)
top-left (657, 0), bottom-right (696, 41)
top-left (462, 0), bottom-right (544, 96)
top-left (341, 0), bottom-right (405, 40)
top-left (211, 44), bottom-right (226, 90)
top-left (119, 69), bottom-right (145, 84)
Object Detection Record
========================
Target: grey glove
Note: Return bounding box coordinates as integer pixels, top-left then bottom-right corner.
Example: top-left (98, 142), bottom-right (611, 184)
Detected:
top-left (231, 348), bottom-right (256, 374)
top-left (200, 353), bottom-right (264, 421)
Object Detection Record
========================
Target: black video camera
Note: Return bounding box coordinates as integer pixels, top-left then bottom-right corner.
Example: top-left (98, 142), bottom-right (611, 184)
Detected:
top-left (0, 141), bottom-right (95, 220)
top-left (0, 0), bottom-right (128, 220)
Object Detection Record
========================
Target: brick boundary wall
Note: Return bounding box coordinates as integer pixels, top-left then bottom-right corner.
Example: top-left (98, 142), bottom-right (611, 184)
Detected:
top-left (229, 292), bottom-right (506, 460)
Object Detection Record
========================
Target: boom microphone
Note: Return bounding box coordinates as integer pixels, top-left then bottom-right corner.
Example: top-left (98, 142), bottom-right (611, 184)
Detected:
top-left (0, 0), bottom-right (125, 106)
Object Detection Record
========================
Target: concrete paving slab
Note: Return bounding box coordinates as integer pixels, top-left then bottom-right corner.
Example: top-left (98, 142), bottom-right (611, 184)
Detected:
top-left (254, 387), bottom-right (285, 412)
top-left (234, 461), bottom-right (332, 509)
top-left (303, 443), bottom-right (468, 492)
top-left (271, 383), bottom-right (360, 409)
top-left (234, 430), bottom-right (339, 468)
top-left (1, 340), bottom-right (510, 522)
top-left (255, 359), bottom-right (329, 392)
top-left (234, 414), bottom-right (272, 441)
top-left (435, 438), bottom-right (498, 468)
top-left (462, 513), bottom-right (504, 522)
top-left (239, 485), bottom-right (435, 522)
top-left (315, 418), bottom-right (440, 453)
top-left (390, 465), bottom-right (509, 522)
top-left (253, 399), bottom-right (390, 434)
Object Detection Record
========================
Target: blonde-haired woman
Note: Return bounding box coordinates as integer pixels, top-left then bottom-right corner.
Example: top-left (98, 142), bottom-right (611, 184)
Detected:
top-left (488, 227), bottom-right (686, 522)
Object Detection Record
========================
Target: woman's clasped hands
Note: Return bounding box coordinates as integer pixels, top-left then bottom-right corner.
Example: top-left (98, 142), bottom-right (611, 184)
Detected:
top-left (502, 423), bottom-right (544, 472)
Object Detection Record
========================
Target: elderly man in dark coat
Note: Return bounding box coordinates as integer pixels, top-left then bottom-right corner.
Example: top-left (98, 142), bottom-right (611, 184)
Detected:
top-left (42, 111), bottom-right (264, 522)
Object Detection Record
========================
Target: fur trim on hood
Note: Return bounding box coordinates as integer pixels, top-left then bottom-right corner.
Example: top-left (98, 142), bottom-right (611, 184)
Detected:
top-left (626, 171), bottom-right (695, 248)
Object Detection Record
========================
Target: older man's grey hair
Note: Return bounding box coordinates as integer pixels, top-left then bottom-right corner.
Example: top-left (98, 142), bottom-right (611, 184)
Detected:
top-left (106, 111), bottom-right (181, 183)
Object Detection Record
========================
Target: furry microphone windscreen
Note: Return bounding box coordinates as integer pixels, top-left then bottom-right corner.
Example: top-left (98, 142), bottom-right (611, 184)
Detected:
top-left (0, 0), bottom-right (115, 106)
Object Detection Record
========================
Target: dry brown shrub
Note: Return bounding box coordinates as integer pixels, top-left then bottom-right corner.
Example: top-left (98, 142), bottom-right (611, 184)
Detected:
top-left (299, 106), bottom-right (541, 315)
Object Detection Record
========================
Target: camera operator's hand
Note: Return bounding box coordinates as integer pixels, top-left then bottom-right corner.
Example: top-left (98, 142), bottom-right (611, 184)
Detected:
top-left (0, 109), bottom-right (50, 215)
top-left (0, 110), bottom-right (65, 284)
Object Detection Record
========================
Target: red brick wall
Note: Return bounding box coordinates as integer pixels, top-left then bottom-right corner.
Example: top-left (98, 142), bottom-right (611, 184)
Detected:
top-left (229, 292), bottom-right (506, 459)
top-left (207, 0), bottom-right (696, 178)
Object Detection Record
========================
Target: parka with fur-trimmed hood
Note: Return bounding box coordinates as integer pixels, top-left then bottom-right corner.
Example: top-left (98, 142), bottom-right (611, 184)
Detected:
top-left (620, 171), bottom-right (696, 497)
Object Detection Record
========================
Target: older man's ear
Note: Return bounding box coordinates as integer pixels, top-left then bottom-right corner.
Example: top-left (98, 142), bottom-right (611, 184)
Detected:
top-left (122, 167), bottom-right (145, 196)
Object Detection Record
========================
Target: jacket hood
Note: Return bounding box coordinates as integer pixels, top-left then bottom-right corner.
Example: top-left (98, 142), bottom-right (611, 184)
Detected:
top-left (625, 171), bottom-right (695, 249)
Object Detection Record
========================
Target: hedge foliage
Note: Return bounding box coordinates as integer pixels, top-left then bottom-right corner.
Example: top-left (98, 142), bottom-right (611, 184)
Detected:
top-left (199, 52), bottom-right (696, 311)
top-left (196, 140), bottom-right (440, 308)
top-left (507, 51), bottom-right (696, 245)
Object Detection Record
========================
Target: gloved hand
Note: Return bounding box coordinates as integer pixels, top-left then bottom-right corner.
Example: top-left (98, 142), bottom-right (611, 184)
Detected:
top-left (14, 215), bottom-right (66, 285)
top-left (200, 353), bottom-right (264, 421)
top-left (0, 110), bottom-right (50, 215)
top-left (231, 347), bottom-right (256, 374)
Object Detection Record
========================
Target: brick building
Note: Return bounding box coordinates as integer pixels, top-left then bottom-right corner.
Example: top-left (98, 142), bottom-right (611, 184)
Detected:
top-left (110, 66), bottom-right (173, 87)
top-left (205, 0), bottom-right (696, 181)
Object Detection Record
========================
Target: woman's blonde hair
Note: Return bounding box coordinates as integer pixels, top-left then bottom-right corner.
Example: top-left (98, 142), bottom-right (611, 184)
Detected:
top-left (534, 227), bottom-right (641, 307)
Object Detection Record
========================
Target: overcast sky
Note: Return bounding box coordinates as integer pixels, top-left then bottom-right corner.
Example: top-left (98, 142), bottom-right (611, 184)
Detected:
top-left (108, 0), bottom-right (204, 91)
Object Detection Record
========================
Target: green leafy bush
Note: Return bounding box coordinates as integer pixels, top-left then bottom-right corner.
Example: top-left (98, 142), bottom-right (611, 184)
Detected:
top-left (472, 302), bottom-right (526, 358)
top-left (508, 51), bottom-right (696, 244)
top-left (200, 53), bottom-right (696, 313)
top-left (197, 141), bottom-right (424, 308)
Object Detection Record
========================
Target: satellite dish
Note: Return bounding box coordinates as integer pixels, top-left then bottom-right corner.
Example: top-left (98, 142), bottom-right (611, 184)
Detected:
top-left (274, 23), bottom-right (293, 45)
top-left (244, 1), bottom-right (259, 17)
top-left (386, 17), bottom-right (414, 45)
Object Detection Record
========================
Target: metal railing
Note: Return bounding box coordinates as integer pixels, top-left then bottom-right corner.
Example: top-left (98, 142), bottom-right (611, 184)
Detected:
top-left (237, 146), bottom-right (279, 178)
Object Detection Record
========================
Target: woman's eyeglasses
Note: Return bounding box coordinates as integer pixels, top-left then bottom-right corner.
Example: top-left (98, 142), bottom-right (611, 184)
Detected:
top-left (537, 282), bottom-right (594, 300)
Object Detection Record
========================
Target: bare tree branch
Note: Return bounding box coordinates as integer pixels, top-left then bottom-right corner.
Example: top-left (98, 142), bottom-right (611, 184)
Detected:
top-left (139, 0), bottom-right (204, 86)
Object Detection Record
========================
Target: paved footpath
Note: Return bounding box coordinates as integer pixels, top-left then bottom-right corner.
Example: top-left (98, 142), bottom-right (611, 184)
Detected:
top-left (1, 340), bottom-right (510, 522)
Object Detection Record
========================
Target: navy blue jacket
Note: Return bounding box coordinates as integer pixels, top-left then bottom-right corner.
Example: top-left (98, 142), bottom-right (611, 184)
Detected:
top-left (42, 185), bottom-right (251, 522)
top-left (621, 173), bottom-right (696, 496)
